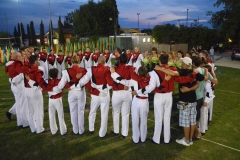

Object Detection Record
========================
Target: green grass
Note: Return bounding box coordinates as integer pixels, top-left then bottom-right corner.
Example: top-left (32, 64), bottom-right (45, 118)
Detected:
top-left (0, 65), bottom-right (240, 160)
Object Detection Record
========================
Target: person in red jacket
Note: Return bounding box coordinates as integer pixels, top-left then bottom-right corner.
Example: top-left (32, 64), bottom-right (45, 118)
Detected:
top-left (25, 55), bottom-right (53, 134)
top-left (84, 47), bottom-right (93, 69)
top-left (77, 49), bottom-right (84, 68)
top-left (39, 48), bottom-right (48, 79)
top-left (109, 52), bottom-right (133, 138)
top-left (65, 51), bottom-right (73, 68)
top-left (53, 55), bottom-right (87, 135)
top-left (6, 52), bottom-right (30, 127)
top-left (48, 50), bottom-right (57, 70)
top-left (56, 50), bottom-right (66, 78)
top-left (47, 68), bottom-right (67, 135)
top-left (126, 49), bottom-right (133, 66)
top-left (74, 55), bottom-right (114, 138)
top-left (92, 48), bottom-right (101, 66)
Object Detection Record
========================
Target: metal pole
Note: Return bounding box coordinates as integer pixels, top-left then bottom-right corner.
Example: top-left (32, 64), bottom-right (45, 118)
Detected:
top-left (49, 0), bottom-right (52, 49)
top-left (113, 3), bottom-right (116, 49)
top-left (5, 13), bottom-right (11, 46)
top-left (186, 9), bottom-right (189, 27)
top-left (18, 0), bottom-right (23, 47)
top-left (137, 13), bottom-right (140, 32)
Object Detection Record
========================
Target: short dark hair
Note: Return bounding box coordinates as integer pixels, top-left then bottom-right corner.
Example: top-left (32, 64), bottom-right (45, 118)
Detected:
top-left (29, 55), bottom-right (39, 64)
top-left (178, 50), bottom-right (184, 57)
top-left (192, 56), bottom-right (202, 67)
top-left (49, 68), bottom-right (58, 78)
top-left (186, 52), bottom-right (192, 57)
top-left (34, 48), bottom-right (39, 52)
top-left (138, 66), bottom-right (148, 77)
top-left (119, 53), bottom-right (128, 64)
top-left (115, 47), bottom-right (122, 54)
top-left (201, 50), bottom-right (209, 57)
top-left (159, 53), bottom-right (169, 64)
top-left (152, 47), bottom-right (157, 52)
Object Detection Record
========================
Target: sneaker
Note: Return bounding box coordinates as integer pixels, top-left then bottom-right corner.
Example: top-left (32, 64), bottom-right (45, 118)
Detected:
top-left (189, 140), bottom-right (193, 145)
top-left (176, 138), bottom-right (190, 146)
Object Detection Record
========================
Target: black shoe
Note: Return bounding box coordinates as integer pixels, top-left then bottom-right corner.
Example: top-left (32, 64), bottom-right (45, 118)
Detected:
top-left (6, 112), bottom-right (12, 121)
top-left (38, 129), bottom-right (49, 134)
top-left (89, 131), bottom-right (94, 134)
top-left (22, 126), bottom-right (29, 129)
top-left (121, 135), bottom-right (126, 139)
top-left (18, 125), bottom-right (23, 129)
top-left (111, 131), bottom-right (119, 136)
top-left (132, 140), bottom-right (139, 144)
top-left (150, 138), bottom-right (158, 145)
top-left (79, 132), bottom-right (85, 136)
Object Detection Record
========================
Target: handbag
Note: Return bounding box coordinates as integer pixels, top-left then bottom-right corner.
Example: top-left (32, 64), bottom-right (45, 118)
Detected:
top-left (177, 101), bottom-right (189, 110)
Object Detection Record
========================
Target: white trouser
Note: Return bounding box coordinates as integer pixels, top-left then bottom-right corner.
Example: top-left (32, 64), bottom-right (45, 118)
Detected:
top-left (89, 93), bottom-right (110, 137)
top-left (199, 104), bottom-right (210, 133)
top-left (49, 97), bottom-right (67, 135)
top-left (26, 88), bottom-right (45, 133)
top-left (40, 60), bottom-right (48, 80)
top-left (112, 90), bottom-right (132, 136)
top-left (131, 96), bottom-right (149, 143)
top-left (68, 89), bottom-right (86, 134)
top-left (152, 92), bottom-right (173, 144)
top-left (57, 63), bottom-right (65, 79)
top-left (15, 84), bottom-right (29, 127)
top-left (208, 91), bottom-right (214, 121)
top-left (8, 84), bottom-right (17, 115)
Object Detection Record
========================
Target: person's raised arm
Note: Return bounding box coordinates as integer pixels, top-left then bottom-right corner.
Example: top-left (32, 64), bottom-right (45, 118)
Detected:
top-left (155, 65), bottom-right (179, 76)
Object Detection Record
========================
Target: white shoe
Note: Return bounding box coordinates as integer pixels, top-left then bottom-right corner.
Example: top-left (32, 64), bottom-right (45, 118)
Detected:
top-left (176, 138), bottom-right (190, 146)
top-left (189, 140), bottom-right (193, 145)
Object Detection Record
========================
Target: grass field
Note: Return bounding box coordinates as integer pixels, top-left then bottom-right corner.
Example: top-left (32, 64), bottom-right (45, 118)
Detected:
top-left (0, 65), bottom-right (240, 160)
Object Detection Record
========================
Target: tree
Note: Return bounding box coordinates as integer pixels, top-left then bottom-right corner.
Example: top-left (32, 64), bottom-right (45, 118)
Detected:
top-left (58, 16), bottom-right (65, 44)
top-left (20, 23), bottom-right (26, 42)
top-left (49, 20), bottom-right (53, 48)
top-left (64, 12), bottom-right (74, 28)
top-left (40, 20), bottom-right (45, 46)
top-left (13, 26), bottom-right (20, 44)
top-left (30, 21), bottom-right (37, 46)
top-left (27, 24), bottom-right (31, 45)
top-left (68, 0), bottom-right (119, 37)
top-left (207, 0), bottom-right (240, 46)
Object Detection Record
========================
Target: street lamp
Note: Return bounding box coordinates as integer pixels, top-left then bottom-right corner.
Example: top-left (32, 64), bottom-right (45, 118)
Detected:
top-left (137, 13), bottom-right (140, 32)
top-left (17, 0), bottom-right (23, 47)
top-left (186, 9), bottom-right (189, 27)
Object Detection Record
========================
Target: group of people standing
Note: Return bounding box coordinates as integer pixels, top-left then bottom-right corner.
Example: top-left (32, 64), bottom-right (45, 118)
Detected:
top-left (5, 45), bottom-right (218, 146)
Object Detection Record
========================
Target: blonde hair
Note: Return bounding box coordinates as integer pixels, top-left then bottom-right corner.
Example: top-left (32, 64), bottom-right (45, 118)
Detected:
top-left (71, 55), bottom-right (80, 64)
top-left (168, 51), bottom-right (176, 60)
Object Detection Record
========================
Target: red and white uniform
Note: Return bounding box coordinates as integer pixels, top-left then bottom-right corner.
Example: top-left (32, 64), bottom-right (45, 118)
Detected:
top-left (75, 63), bottom-right (114, 137)
top-left (84, 52), bottom-right (93, 69)
top-left (26, 65), bottom-right (53, 133)
top-left (53, 65), bottom-right (87, 134)
top-left (132, 52), bottom-right (143, 72)
top-left (77, 53), bottom-right (84, 68)
top-left (7, 60), bottom-right (29, 127)
top-left (65, 55), bottom-right (72, 68)
top-left (110, 64), bottom-right (133, 137)
top-left (92, 52), bottom-right (101, 66)
top-left (39, 52), bottom-right (48, 79)
top-left (103, 52), bottom-right (116, 67)
top-left (56, 55), bottom-right (66, 78)
top-left (126, 53), bottom-right (133, 66)
top-left (47, 54), bottom-right (57, 69)
top-left (47, 78), bottom-right (67, 135)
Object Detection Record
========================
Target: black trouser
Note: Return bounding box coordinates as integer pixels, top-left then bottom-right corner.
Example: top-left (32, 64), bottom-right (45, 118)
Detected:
top-left (196, 98), bottom-right (203, 121)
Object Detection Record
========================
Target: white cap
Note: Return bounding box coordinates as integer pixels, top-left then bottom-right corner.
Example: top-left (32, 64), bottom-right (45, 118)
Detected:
top-left (181, 57), bottom-right (192, 66)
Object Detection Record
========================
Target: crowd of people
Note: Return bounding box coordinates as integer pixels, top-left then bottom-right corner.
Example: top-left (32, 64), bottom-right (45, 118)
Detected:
top-left (4, 45), bottom-right (218, 146)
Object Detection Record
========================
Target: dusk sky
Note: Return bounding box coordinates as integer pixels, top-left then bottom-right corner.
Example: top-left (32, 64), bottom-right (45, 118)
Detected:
top-left (0, 0), bottom-right (223, 35)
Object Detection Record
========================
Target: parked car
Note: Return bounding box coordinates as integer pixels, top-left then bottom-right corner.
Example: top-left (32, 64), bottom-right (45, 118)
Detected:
top-left (231, 48), bottom-right (240, 60)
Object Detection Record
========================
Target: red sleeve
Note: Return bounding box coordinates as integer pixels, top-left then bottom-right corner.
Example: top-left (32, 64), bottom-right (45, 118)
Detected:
top-left (174, 75), bottom-right (194, 84)
top-left (105, 68), bottom-right (114, 86)
top-left (129, 67), bottom-right (140, 81)
top-left (15, 62), bottom-right (29, 74)
top-left (36, 72), bottom-right (53, 91)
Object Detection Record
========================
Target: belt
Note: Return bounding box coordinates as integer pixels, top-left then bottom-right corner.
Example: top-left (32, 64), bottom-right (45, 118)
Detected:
top-left (136, 96), bottom-right (148, 99)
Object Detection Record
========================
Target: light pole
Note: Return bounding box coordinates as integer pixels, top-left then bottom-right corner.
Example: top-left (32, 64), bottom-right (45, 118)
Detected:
top-left (17, 0), bottom-right (23, 47)
top-left (137, 13), bottom-right (140, 32)
top-left (186, 9), bottom-right (189, 27)
top-left (5, 13), bottom-right (11, 46)
top-left (48, 0), bottom-right (53, 49)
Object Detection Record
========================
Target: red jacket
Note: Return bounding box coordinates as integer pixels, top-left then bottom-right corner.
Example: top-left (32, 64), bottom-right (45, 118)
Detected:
top-left (66, 65), bottom-right (87, 88)
top-left (65, 55), bottom-right (72, 65)
top-left (47, 54), bottom-right (56, 66)
top-left (112, 64), bottom-right (132, 91)
top-left (57, 55), bottom-right (65, 65)
top-left (39, 52), bottom-right (47, 62)
top-left (77, 54), bottom-right (84, 63)
top-left (85, 63), bottom-right (114, 96)
top-left (92, 52), bottom-right (100, 63)
top-left (7, 60), bottom-right (29, 78)
top-left (84, 52), bottom-right (92, 61)
top-left (47, 78), bottom-right (62, 98)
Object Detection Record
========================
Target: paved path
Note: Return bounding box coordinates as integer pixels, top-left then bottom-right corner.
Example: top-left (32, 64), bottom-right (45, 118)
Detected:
top-left (214, 53), bottom-right (240, 69)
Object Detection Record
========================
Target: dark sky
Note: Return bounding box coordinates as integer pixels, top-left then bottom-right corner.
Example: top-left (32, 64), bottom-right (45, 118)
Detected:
top-left (0, 0), bottom-right (223, 35)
